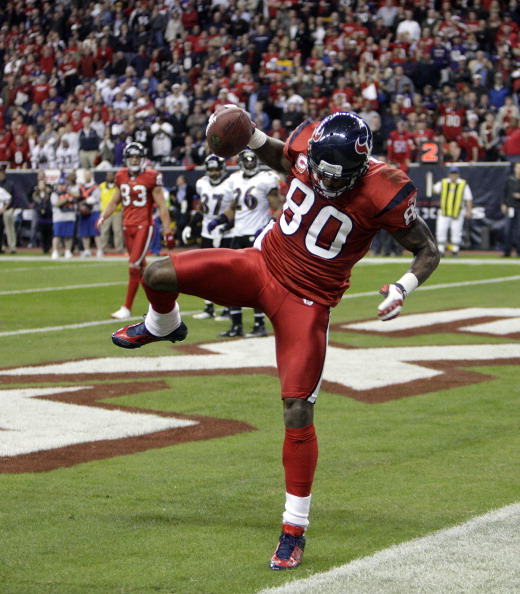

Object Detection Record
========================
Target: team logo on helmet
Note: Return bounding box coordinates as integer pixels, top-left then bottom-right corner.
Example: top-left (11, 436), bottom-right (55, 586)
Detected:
top-left (354, 127), bottom-right (372, 155)
top-left (311, 126), bottom-right (324, 142)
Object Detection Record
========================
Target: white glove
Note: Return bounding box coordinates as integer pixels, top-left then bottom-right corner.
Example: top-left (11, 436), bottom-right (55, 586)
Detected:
top-left (377, 283), bottom-right (405, 321)
top-left (181, 226), bottom-right (192, 244)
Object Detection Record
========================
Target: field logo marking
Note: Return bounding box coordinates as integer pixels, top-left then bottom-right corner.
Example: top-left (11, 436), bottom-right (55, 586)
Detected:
top-left (1, 308), bottom-right (518, 472)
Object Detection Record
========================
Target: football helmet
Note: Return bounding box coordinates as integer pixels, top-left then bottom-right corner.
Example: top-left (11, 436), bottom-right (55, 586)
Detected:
top-left (124, 142), bottom-right (146, 175)
top-left (205, 154), bottom-right (227, 185)
top-left (307, 112), bottom-right (373, 200)
top-left (238, 149), bottom-right (259, 177)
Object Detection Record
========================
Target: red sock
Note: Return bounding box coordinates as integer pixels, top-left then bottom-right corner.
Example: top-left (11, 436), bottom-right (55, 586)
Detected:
top-left (124, 267), bottom-right (141, 310)
top-left (142, 281), bottom-right (179, 314)
top-left (282, 424), bottom-right (318, 497)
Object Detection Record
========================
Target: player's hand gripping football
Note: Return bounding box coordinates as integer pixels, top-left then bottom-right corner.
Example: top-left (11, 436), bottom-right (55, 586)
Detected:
top-left (377, 283), bottom-right (405, 321)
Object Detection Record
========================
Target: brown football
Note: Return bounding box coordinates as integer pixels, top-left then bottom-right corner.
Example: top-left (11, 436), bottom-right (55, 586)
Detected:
top-left (206, 104), bottom-right (252, 158)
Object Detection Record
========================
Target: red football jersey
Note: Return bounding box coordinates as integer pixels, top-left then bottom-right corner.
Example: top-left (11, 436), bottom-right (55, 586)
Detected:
top-left (258, 122), bottom-right (417, 307)
top-left (440, 105), bottom-right (466, 141)
top-left (115, 167), bottom-right (163, 227)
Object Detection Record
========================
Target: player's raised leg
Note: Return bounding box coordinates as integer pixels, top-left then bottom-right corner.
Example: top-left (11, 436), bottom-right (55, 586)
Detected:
top-left (112, 257), bottom-right (187, 349)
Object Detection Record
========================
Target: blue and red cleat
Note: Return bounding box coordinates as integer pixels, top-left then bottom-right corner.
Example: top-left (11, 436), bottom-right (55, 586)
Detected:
top-left (269, 524), bottom-right (306, 570)
top-left (112, 320), bottom-right (188, 349)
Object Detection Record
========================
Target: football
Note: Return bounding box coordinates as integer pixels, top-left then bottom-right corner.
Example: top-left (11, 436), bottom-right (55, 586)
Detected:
top-left (206, 104), bottom-right (252, 158)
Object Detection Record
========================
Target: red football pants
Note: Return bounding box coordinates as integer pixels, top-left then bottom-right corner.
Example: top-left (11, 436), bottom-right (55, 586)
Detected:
top-left (172, 247), bottom-right (330, 402)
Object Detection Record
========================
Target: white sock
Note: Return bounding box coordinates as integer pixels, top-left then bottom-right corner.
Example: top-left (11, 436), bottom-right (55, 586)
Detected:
top-left (144, 303), bottom-right (181, 337)
top-left (282, 492), bottom-right (311, 530)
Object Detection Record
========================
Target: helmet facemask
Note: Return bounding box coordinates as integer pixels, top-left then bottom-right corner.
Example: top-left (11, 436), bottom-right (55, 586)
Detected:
top-left (205, 155), bottom-right (227, 185)
top-left (308, 156), bottom-right (368, 200)
top-left (238, 150), bottom-right (259, 177)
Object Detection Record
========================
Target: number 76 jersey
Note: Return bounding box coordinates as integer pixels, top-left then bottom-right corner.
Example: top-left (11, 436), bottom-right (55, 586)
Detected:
top-left (257, 122), bottom-right (418, 307)
top-left (115, 167), bottom-right (163, 226)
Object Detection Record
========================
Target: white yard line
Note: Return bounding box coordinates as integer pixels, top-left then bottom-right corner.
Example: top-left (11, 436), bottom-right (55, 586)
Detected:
top-left (1, 275), bottom-right (520, 337)
top-left (0, 282), bottom-right (126, 296)
top-left (0, 311), bottom-right (201, 337)
top-left (258, 503), bottom-right (520, 594)
top-left (342, 274), bottom-right (520, 300)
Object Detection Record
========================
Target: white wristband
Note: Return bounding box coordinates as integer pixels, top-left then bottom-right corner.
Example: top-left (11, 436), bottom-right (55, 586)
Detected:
top-left (248, 128), bottom-right (267, 149)
top-left (395, 272), bottom-right (419, 298)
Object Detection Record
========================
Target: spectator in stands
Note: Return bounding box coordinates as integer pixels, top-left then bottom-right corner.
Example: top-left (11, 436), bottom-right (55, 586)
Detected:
top-left (55, 137), bottom-right (80, 172)
top-left (376, 0), bottom-right (399, 28)
top-left (496, 95), bottom-right (520, 130)
top-left (396, 9), bottom-right (422, 46)
top-left (7, 133), bottom-right (31, 169)
top-left (387, 119), bottom-right (415, 172)
top-left (98, 129), bottom-right (115, 167)
top-left (186, 103), bottom-right (207, 139)
top-left (151, 112), bottom-right (175, 165)
top-left (457, 126), bottom-right (482, 162)
top-left (489, 72), bottom-right (510, 110)
top-left (78, 116), bottom-right (101, 168)
top-left (501, 116), bottom-right (520, 164)
top-left (170, 102), bottom-right (189, 148)
top-left (479, 110), bottom-right (502, 161)
top-left (30, 137), bottom-right (56, 170)
top-left (384, 64), bottom-right (416, 96)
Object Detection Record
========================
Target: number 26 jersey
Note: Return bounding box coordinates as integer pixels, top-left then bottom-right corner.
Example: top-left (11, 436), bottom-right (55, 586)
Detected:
top-left (115, 168), bottom-right (163, 227)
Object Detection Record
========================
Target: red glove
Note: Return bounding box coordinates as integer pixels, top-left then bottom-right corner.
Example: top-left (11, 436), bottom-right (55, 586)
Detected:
top-left (164, 232), bottom-right (176, 250)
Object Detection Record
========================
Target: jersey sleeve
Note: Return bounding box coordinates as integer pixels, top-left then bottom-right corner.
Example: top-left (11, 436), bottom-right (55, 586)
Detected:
top-left (283, 120), bottom-right (318, 164)
top-left (365, 164), bottom-right (417, 231)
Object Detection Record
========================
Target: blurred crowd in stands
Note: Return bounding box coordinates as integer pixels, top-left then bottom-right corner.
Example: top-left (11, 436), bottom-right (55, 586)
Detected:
top-left (1, 0), bottom-right (520, 174)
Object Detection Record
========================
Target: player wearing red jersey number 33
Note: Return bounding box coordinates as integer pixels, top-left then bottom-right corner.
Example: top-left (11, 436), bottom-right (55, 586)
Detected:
top-left (111, 113), bottom-right (440, 569)
top-left (98, 142), bottom-right (175, 319)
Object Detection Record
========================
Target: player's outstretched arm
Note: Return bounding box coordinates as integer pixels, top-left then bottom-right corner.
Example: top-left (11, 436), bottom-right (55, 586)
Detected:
top-left (248, 128), bottom-right (292, 175)
top-left (97, 188), bottom-right (122, 231)
top-left (391, 216), bottom-right (440, 285)
top-left (378, 217), bottom-right (440, 321)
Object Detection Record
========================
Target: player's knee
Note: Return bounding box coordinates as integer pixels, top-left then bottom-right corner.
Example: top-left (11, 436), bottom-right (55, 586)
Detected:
top-left (143, 257), bottom-right (178, 291)
top-left (283, 398), bottom-right (314, 428)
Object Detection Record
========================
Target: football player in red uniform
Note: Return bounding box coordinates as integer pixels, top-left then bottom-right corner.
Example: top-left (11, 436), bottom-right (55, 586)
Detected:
top-left (98, 142), bottom-right (175, 319)
top-left (111, 114), bottom-right (440, 569)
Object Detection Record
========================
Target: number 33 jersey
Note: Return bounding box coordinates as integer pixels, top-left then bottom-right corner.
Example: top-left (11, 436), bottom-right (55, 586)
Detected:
top-left (115, 168), bottom-right (163, 226)
top-left (257, 121), bottom-right (418, 307)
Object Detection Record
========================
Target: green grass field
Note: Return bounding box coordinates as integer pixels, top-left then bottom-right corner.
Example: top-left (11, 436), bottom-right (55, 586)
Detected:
top-left (1, 252), bottom-right (519, 593)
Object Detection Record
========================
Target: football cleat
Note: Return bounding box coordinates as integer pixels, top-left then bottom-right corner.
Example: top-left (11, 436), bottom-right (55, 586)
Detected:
top-left (218, 325), bottom-right (244, 338)
top-left (193, 304), bottom-right (215, 319)
top-left (245, 323), bottom-right (268, 338)
top-left (214, 307), bottom-right (231, 321)
top-left (270, 524), bottom-right (306, 570)
top-left (111, 306), bottom-right (132, 320)
top-left (112, 320), bottom-right (188, 349)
